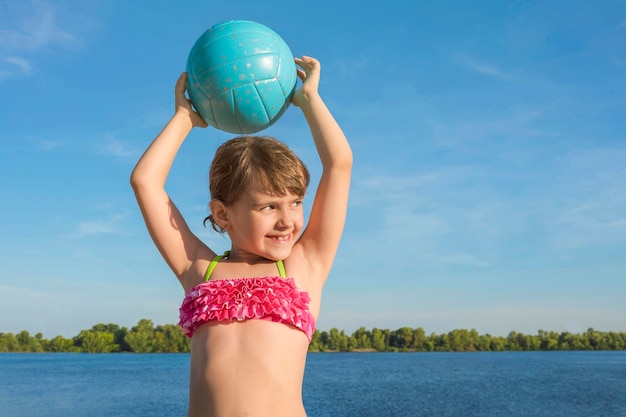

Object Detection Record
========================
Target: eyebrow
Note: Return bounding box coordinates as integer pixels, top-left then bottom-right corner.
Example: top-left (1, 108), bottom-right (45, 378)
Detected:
top-left (248, 194), bottom-right (302, 207)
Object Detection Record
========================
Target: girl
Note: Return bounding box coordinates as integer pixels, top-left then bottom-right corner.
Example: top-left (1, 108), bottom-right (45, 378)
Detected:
top-left (130, 56), bottom-right (352, 417)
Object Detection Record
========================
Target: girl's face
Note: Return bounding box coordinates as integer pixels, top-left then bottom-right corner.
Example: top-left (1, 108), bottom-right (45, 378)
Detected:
top-left (225, 187), bottom-right (304, 261)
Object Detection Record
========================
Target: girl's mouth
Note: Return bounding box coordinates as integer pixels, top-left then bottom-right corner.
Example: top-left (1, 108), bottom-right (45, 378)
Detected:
top-left (268, 234), bottom-right (290, 243)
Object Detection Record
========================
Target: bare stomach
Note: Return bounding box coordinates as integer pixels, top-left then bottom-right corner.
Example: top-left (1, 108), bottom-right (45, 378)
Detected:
top-left (186, 320), bottom-right (310, 417)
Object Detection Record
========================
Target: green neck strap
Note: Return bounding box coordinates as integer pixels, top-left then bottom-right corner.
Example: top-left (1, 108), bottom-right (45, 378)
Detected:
top-left (204, 251), bottom-right (286, 281)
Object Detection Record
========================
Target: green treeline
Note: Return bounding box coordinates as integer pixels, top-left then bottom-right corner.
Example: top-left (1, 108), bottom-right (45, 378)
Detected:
top-left (309, 327), bottom-right (626, 352)
top-left (1, 320), bottom-right (625, 353)
top-left (0, 320), bottom-right (189, 354)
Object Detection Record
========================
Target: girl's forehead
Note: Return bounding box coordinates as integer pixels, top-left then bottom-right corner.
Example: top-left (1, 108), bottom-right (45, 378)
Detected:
top-left (241, 187), bottom-right (298, 202)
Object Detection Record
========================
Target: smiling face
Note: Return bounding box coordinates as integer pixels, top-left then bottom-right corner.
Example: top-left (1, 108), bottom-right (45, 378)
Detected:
top-left (218, 187), bottom-right (305, 262)
top-left (206, 136), bottom-right (310, 235)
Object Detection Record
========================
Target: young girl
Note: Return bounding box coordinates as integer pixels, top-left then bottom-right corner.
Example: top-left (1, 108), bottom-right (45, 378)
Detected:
top-left (131, 56), bottom-right (352, 417)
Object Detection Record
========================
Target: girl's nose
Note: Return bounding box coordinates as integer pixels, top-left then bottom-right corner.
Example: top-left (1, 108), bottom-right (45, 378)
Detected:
top-left (276, 208), bottom-right (294, 228)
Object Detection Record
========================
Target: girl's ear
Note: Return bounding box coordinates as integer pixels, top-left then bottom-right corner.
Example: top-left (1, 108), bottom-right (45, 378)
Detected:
top-left (209, 200), bottom-right (230, 231)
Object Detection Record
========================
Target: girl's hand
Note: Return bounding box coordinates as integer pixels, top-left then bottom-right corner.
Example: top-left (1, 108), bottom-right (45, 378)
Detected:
top-left (292, 56), bottom-right (321, 108)
top-left (175, 72), bottom-right (208, 128)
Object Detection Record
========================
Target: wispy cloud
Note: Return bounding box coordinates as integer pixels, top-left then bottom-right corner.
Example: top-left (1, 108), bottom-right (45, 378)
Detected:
top-left (75, 215), bottom-right (127, 237)
top-left (543, 149), bottom-right (626, 252)
top-left (349, 137), bottom-right (626, 274)
top-left (359, 172), bottom-right (441, 193)
top-left (0, 283), bottom-right (46, 298)
top-left (334, 56), bottom-right (370, 79)
top-left (428, 108), bottom-right (557, 148)
top-left (0, 1), bottom-right (76, 51)
top-left (440, 253), bottom-right (491, 268)
top-left (37, 139), bottom-right (64, 150)
top-left (613, 56), bottom-right (626, 68)
top-left (452, 52), bottom-right (513, 79)
top-left (76, 221), bottom-right (118, 237)
top-left (0, 1), bottom-right (76, 77)
top-left (99, 136), bottom-right (141, 158)
top-left (0, 55), bottom-right (32, 74)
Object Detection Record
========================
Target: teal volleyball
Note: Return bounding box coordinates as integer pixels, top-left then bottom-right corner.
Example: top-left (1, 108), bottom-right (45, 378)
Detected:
top-left (186, 20), bottom-right (297, 134)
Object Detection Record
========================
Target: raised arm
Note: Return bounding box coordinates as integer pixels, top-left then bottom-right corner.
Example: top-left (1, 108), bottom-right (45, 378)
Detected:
top-left (292, 56), bottom-right (353, 282)
top-left (130, 73), bottom-right (209, 284)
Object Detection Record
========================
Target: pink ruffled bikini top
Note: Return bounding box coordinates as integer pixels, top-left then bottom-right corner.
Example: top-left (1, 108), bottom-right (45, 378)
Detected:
top-left (178, 251), bottom-right (315, 342)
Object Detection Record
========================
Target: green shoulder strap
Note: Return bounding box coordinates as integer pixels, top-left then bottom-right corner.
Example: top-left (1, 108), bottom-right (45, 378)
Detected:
top-left (276, 259), bottom-right (286, 278)
top-left (203, 251), bottom-right (230, 281)
top-left (204, 251), bottom-right (286, 280)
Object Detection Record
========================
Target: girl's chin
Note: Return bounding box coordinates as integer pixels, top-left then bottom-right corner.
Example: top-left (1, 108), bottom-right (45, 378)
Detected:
top-left (262, 245), bottom-right (294, 261)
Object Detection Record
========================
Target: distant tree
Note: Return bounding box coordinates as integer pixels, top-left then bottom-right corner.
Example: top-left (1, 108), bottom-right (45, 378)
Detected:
top-left (0, 333), bottom-right (20, 352)
top-left (371, 328), bottom-right (386, 352)
top-left (91, 323), bottom-right (119, 333)
top-left (47, 336), bottom-right (74, 352)
top-left (607, 332), bottom-right (625, 350)
top-left (352, 327), bottom-right (372, 350)
top-left (448, 329), bottom-right (476, 352)
top-left (489, 336), bottom-right (505, 352)
top-left (16, 330), bottom-right (43, 352)
top-left (125, 319), bottom-right (155, 353)
top-left (382, 329), bottom-right (391, 348)
top-left (469, 329), bottom-right (481, 351)
top-left (538, 330), bottom-right (558, 350)
top-left (309, 330), bottom-right (323, 352)
top-left (390, 327), bottom-right (414, 350)
top-left (505, 331), bottom-right (520, 351)
top-left (434, 333), bottom-right (450, 352)
top-left (74, 330), bottom-right (116, 353)
top-left (476, 333), bottom-right (492, 352)
top-left (447, 330), bottom-right (460, 352)
top-left (514, 332), bottom-right (533, 351)
top-left (318, 330), bottom-right (330, 351)
top-left (327, 328), bottom-right (351, 351)
top-left (3, 321), bottom-right (626, 353)
top-left (88, 323), bottom-right (130, 352)
top-left (584, 328), bottom-right (602, 350)
top-left (411, 327), bottom-right (426, 351)
top-left (423, 334), bottom-right (435, 352)
top-left (153, 324), bottom-right (189, 353)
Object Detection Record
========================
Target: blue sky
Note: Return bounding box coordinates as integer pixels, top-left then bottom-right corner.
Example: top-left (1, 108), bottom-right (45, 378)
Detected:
top-left (1, 0), bottom-right (625, 338)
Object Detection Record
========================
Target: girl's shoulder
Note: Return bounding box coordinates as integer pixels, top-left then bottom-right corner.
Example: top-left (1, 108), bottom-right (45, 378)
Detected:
top-left (284, 244), bottom-right (321, 290)
top-left (181, 243), bottom-right (217, 291)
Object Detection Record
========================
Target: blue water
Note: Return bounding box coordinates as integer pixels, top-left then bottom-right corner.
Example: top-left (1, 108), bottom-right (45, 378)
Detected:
top-left (0, 352), bottom-right (625, 417)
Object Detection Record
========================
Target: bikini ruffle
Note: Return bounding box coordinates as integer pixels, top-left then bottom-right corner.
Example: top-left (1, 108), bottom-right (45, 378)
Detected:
top-left (178, 277), bottom-right (315, 341)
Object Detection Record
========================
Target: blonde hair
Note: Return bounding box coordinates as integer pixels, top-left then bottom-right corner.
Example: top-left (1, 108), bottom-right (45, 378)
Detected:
top-left (205, 136), bottom-right (310, 232)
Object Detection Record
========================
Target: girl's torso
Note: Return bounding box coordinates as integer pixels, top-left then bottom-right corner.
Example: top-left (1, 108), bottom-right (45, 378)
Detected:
top-left (182, 246), bottom-right (320, 417)
top-left (187, 321), bottom-right (310, 417)
top-left (179, 252), bottom-right (316, 341)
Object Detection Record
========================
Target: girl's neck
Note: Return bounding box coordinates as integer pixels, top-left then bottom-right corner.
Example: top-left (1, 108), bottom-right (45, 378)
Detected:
top-left (225, 248), bottom-right (274, 265)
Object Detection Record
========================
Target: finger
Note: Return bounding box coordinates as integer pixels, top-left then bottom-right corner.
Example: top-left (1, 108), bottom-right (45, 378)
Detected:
top-left (295, 56), bottom-right (312, 68)
top-left (299, 55), bottom-right (318, 65)
top-left (304, 57), bottom-right (320, 71)
top-left (175, 72), bottom-right (187, 94)
top-left (296, 68), bottom-right (306, 81)
top-left (294, 57), bottom-right (305, 71)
